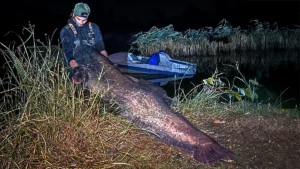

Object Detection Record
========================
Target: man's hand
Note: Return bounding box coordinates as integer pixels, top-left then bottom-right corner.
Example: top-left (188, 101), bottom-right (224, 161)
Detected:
top-left (69, 60), bottom-right (79, 68)
top-left (101, 50), bottom-right (108, 57)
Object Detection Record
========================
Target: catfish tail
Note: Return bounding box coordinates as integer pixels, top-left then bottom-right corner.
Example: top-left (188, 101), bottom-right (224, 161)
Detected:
top-left (193, 143), bottom-right (236, 164)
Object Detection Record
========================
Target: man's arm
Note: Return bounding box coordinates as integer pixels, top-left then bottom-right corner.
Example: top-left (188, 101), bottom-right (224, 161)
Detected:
top-left (92, 23), bottom-right (108, 57)
top-left (60, 27), bottom-right (77, 66)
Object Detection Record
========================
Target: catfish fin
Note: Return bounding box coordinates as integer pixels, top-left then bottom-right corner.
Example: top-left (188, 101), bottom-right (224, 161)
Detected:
top-left (137, 78), bottom-right (175, 106)
top-left (193, 143), bottom-right (236, 164)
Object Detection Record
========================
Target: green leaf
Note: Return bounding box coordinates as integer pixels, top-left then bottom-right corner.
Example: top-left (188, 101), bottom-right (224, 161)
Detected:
top-left (245, 88), bottom-right (251, 98)
top-left (255, 93), bottom-right (259, 99)
top-left (233, 92), bottom-right (242, 101)
top-left (224, 89), bottom-right (234, 94)
top-left (205, 77), bottom-right (215, 85)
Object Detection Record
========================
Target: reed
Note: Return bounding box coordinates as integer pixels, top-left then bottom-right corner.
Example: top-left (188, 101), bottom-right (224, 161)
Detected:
top-left (129, 19), bottom-right (300, 57)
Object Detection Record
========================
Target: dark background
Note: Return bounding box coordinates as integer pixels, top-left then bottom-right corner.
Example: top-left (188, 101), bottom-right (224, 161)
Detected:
top-left (1, 0), bottom-right (300, 53)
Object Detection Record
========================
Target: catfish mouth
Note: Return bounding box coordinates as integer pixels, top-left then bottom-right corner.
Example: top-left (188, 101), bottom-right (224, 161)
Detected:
top-left (72, 67), bottom-right (89, 84)
top-left (72, 71), bottom-right (84, 84)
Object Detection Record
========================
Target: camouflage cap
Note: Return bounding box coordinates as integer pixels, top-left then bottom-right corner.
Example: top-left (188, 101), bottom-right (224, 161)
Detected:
top-left (73, 2), bottom-right (90, 18)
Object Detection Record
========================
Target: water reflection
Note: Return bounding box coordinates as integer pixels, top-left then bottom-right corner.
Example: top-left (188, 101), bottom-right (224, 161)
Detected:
top-left (184, 50), bottom-right (300, 78)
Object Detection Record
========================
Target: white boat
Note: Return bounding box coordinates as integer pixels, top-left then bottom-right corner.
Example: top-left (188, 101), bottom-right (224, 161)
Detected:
top-left (108, 50), bottom-right (197, 76)
top-left (125, 73), bottom-right (195, 86)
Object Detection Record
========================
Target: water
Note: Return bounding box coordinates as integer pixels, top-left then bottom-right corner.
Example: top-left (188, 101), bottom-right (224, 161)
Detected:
top-left (159, 50), bottom-right (300, 108)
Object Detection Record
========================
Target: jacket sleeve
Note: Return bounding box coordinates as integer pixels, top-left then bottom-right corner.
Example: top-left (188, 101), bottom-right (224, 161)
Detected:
top-left (60, 27), bottom-right (75, 63)
top-left (92, 23), bottom-right (105, 52)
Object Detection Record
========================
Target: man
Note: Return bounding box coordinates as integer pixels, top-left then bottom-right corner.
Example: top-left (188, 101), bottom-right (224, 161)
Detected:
top-left (60, 2), bottom-right (108, 84)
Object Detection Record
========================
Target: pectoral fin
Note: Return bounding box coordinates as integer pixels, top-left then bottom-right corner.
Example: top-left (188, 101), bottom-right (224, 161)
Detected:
top-left (137, 79), bottom-right (175, 106)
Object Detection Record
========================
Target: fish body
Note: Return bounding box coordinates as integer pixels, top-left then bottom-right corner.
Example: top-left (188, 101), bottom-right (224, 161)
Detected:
top-left (73, 49), bottom-right (236, 164)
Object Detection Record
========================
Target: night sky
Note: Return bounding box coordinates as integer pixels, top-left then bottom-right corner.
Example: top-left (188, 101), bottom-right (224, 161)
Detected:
top-left (1, 0), bottom-right (299, 50)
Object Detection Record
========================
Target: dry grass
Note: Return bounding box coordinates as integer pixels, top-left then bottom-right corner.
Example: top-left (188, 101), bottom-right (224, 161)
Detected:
top-left (1, 106), bottom-right (299, 169)
top-left (0, 112), bottom-right (202, 169)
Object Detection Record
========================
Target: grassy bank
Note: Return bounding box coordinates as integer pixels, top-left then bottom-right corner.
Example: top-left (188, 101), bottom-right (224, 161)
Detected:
top-left (1, 24), bottom-right (300, 168)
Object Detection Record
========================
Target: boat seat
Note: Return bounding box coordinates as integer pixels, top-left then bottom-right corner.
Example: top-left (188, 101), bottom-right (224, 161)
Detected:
top-left (147, 53), bottom-right (160, 65)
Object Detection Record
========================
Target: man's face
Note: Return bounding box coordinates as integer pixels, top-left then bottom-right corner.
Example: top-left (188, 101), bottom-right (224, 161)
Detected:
top-left (74, 16), bottom-right (88, 27)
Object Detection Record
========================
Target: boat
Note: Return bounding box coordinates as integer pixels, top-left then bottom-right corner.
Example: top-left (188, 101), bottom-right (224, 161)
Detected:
top-left (126, 74), bottom-right (195, 86)
top-left (108, 50), bottom-right (197, 76)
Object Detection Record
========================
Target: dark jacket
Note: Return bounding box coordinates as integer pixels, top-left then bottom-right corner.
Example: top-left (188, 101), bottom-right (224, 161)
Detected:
top-left (60, 19), bottom-right (105, 65)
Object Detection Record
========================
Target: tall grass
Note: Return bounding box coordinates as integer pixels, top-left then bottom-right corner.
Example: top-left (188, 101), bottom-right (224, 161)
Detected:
top-left (129, 19), bottom-right (300, 57)
top-left (0, 24), bottom-right (206, 168)
top-left (0, 24), bottom-right (105, 122)
top-left (0, 24), bottom-right (141, 168)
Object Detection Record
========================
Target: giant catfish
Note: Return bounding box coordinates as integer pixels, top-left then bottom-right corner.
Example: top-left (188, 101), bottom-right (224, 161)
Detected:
top-left (71, 47), bottom-right (236, 164)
